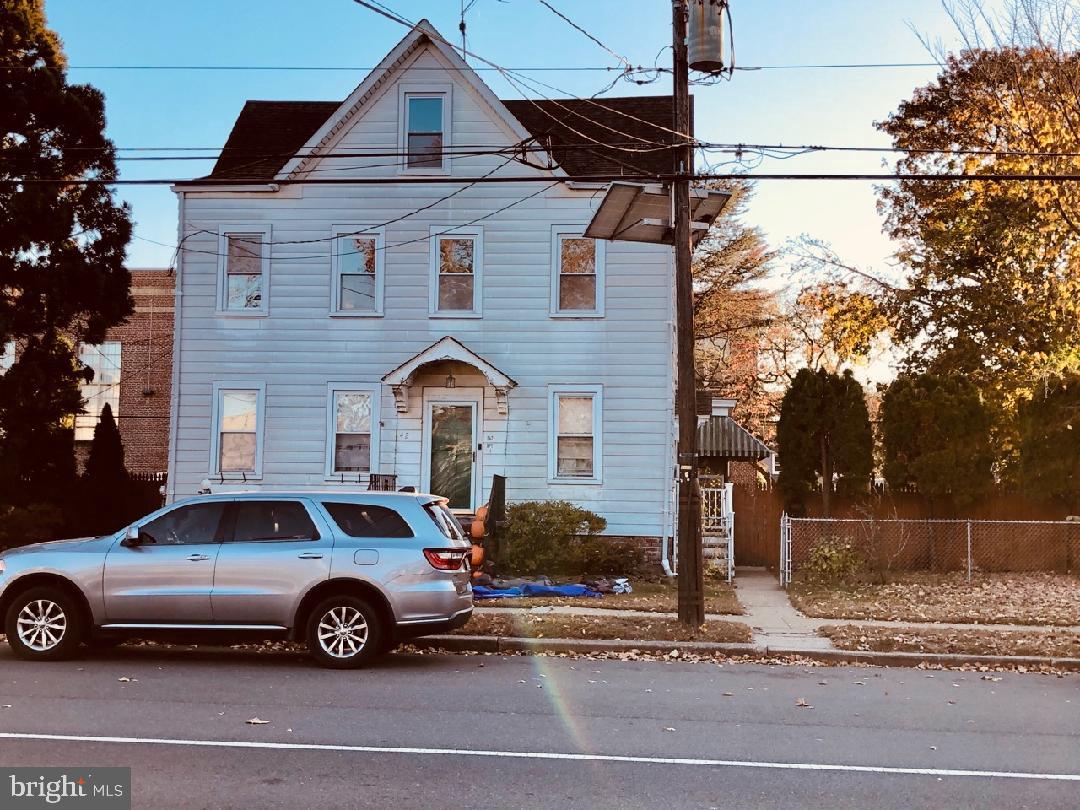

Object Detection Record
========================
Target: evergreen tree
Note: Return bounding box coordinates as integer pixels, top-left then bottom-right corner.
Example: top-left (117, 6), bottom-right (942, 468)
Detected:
top-left (777, 368), bottom-right (873, 515)
top-left (1017, 375), bottom-right (1080, 511)
top-left (84, 403), bottom-right (127, 533)
top-left (0, 1), bottom-right (132, 507)
top-left (880, 373), bottom-right (994, 504)
top-left (0, 334), bottom-right (82, 505)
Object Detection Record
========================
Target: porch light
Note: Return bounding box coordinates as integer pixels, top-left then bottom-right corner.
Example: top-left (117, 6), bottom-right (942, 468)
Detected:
top-left (445, 372), bottom-right (456, 389)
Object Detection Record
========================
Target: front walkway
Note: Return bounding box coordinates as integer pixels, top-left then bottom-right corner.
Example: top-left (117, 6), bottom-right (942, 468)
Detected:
top-left (733, 568), bottom-right (832, 650)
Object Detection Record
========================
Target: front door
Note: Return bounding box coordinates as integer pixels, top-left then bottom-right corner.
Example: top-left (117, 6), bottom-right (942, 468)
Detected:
top-left (103, 501), bottom-right (227, 622)
top-left (423, 398), bottom-right (479, 512)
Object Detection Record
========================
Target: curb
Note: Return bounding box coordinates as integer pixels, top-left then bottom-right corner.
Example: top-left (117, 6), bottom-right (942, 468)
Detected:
top-left (413, 635), bottom-right (1080, 671)
top-left (413, 635), bottom-right (757, 656)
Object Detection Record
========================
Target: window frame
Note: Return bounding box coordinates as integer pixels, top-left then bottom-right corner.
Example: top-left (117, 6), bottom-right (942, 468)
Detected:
top-left (324, 383), bottom-right (381, 480)
top-left (329, 225), bottom-right (385, 317)
top-left (550, 228), bottom-right (606, 318)
top-left (216, 224), bottom-right (271, 316)
top-left (429, 226), bottom-right (483, 318)
top-left (74, 341), bottom-right (122, 442)
top-left (209, 381), bottom-right (266, 479)
top-left (398, 84), bottom-right (452, 175)
top-left (548, 384), bottom-right (603, 484)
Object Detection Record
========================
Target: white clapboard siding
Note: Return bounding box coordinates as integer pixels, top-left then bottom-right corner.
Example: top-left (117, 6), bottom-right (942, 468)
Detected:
top-left (170, 41), bottom-right (676, 538)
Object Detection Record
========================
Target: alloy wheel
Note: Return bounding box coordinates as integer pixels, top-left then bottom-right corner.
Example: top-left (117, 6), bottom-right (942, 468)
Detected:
top-left (16, 599), bottom-right (67, 652)
top-left (316, 605), bottom-right (369, 659)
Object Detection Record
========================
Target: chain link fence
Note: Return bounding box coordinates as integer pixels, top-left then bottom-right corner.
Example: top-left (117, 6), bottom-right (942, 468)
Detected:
top-left (779, 515), bottom-right (1080, 587)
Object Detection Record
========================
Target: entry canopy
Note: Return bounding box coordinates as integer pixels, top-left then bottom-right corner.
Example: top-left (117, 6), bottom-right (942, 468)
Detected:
top-left (382, 336), bottom-right (518, 415)
top-left (584, 182), bottom-right (731, 245)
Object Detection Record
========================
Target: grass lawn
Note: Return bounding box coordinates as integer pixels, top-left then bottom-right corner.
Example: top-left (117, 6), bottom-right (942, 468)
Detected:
top-left (790, 572), bottom-right (1080, 626)
top-left (477, 578), bottom-right (743, 615)
top-left (454, 612), bottom-right (753, 644)
top-left (821, 623), bottom-right (1080, 659)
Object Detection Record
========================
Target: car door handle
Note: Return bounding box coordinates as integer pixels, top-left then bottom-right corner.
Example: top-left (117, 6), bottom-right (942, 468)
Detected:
top-left (297, 552), bottom-right (324, 560)
top-left (187, 554), bottom-right (211, 562)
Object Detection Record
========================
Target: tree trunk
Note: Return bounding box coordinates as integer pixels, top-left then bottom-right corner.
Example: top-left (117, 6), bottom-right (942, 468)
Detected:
top-left (821, 432), bottom-right (832, 517)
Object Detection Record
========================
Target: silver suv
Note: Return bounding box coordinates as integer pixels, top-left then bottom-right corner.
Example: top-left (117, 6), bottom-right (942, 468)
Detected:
top-left (0, 492), bottom-right (473, 668)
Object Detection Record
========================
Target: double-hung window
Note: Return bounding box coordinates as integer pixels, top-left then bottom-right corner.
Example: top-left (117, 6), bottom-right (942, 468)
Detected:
top-left (549, 385), bottom-right (603, 483)
top-left (552, 230), bottom-right (604, 316)
top-left (75, 342), bottom-right (121, 441)
top-left (218, 225), bottom-right (270, 314)
top-left (430, 227), bottom-right (482, 316)
top-left (330, 226), bottom-right (383, 315)
top-left (211, 382), bottom-right (265, 476)
top-left (326, 385), bottom-right (379, 478)
top-left (400, 88), bottom-right (450, 172)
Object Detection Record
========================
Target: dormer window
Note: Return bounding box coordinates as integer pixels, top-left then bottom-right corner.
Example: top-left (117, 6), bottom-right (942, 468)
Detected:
top-left (400, 86), bottom-right (451, 173)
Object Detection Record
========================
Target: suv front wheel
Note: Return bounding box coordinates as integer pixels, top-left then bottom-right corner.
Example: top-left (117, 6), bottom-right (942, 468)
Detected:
top-left (4, 586), bottom-right (85, 661)
top-left (306, 595), bottom-right (384, 669)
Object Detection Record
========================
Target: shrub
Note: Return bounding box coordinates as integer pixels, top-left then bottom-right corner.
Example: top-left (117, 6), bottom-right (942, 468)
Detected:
top-left (803, 536), bottom-right (862, 585)
top-left (500, 500), bottom-right (643, 576)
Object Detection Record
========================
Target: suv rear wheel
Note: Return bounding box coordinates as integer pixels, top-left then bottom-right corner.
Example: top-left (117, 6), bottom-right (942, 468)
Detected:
top-left (305, 595), bottom-right (384, 669)
top-left (4, 586), bottom-right (85, 661)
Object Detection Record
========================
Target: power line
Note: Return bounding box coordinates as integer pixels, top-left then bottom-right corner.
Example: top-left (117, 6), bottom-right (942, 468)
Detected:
top-left (350, 0), bottom-right (685, 155)
top-left (20, 141), bottom-right (1080, 162)
top-left (735, 62), bottom-right (939, 71)
top-left (0, 63), bottom-right (659, 73)
top-left (167, 179), bottom-right (558, 263)
top-left (0, 62), bottom-right (943, 73)
top-left (536, 0), bottom-right (632, 70)
top-left (7, 172), bottom-right (1080, 186)
top-left (702, 142), bottom-right (1080, 159)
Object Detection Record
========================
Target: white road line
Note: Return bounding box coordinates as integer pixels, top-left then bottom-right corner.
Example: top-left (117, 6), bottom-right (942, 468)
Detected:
top-left (0, 732), bottom-right (1078, 782)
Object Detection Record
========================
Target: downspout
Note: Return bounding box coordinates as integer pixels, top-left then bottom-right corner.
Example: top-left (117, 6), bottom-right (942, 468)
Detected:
top-left (660, 250), bottom-right (677, 577)
top-left (164, 189), bottom-right (185, 504)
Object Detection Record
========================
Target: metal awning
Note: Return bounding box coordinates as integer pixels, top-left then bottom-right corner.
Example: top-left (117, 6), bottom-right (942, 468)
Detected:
top-left (584, 182), bottom-right (731, 245)
top-left (697, 416), bottom-right (772, 461)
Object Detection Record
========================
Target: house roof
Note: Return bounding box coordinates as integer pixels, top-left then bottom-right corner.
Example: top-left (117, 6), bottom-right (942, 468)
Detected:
top-left (202, 95), bottom-right (680, 182)
top-left (697, 416), bottom-right (772, 461)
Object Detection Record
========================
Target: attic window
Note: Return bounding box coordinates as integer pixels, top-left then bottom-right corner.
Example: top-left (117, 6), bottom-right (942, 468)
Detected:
top-left (405, 95), bottom-right (444, 169)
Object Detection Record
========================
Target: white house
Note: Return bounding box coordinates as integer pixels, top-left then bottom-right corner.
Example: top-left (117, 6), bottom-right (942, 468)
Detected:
top-left (166, 20), bottom-right (723, 559)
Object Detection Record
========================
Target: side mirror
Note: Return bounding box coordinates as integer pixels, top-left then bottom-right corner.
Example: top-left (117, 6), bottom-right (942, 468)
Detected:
top-left (120, 525), bottom-right (141, 547)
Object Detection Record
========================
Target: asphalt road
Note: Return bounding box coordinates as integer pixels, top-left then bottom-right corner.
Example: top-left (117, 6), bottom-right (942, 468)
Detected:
top-left (0, 644), bottom-right (1077, 809)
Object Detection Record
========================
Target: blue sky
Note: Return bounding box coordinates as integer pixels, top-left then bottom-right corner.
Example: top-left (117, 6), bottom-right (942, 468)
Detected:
top-left (45, 0), bottom-right (963, 272)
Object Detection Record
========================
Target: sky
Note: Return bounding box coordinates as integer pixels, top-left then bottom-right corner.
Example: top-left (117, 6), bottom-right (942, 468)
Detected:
top-left (43, 0), bottom-right (965, 278)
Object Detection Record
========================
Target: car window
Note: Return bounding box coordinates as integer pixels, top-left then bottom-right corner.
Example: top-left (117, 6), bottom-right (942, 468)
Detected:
top-left (323, 502), bottom-right (414, 538)
top-left (229, 500), bottom-right (319, 542)
top-left (423, 501), bottom-right (465, 542)
top-left (140, 503), bottom-right (227, 545)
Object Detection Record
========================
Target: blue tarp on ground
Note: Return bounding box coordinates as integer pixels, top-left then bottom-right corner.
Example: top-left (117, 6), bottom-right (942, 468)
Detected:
top-left (471, 583), bottom-right (601, 600)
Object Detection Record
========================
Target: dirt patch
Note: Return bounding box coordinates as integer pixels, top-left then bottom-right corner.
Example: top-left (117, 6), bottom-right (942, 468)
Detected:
top-left (790, 573), bottom-right (1080, 626)
top-left (478, 579), bottom-right (742, 615)
top-left (822, 623), bottom-right (1080, 658)
top-left (454, 612), bottom-right (752, 644)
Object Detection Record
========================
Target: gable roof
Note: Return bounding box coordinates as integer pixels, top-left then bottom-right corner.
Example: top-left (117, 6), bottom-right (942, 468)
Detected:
top-left (202, 94), bottom-right (680, 182)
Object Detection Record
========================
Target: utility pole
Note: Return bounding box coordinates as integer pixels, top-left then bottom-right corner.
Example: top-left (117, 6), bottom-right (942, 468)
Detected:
top-left (672, 0), bottom-right (704, 627)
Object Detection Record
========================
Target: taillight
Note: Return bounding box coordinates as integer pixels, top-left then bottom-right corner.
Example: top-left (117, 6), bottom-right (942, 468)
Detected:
top-left (423, 548), bottom-right (468, 571)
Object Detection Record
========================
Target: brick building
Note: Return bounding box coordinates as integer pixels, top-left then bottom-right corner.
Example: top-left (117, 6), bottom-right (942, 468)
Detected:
top-left (73, 267), bottom-right (174, 475)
